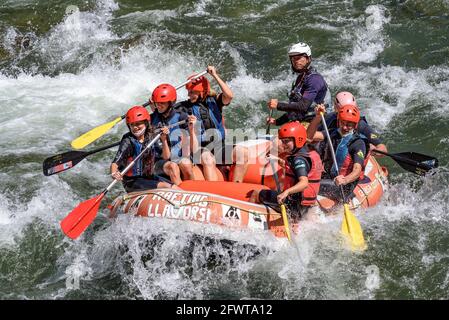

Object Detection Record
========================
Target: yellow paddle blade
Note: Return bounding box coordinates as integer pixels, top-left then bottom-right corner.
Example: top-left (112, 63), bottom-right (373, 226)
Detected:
top-left (341, 204), bottom-right (367, 251)
top-left (71, 117), bottom-right (123, 149)
top-left (281, 204), bottom-right (292, 242)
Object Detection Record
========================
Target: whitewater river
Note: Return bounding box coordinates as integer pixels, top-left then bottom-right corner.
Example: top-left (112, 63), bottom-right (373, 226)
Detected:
top-left (1, 0), bottom-right (448, 299)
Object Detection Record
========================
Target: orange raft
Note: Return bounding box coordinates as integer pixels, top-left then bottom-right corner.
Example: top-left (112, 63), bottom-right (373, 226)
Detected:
top-left (108, 137), bottom-right (389, 239)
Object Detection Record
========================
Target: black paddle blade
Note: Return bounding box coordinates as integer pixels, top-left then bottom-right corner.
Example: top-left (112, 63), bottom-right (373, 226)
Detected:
top-left (43, 151), bottom-right (87, 176)
top-left (394, 152), bottom-right (438, 175)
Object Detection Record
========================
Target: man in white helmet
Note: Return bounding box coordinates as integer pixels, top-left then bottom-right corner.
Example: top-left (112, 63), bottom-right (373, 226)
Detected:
top-left (267, 42), bottom-right (332, 125)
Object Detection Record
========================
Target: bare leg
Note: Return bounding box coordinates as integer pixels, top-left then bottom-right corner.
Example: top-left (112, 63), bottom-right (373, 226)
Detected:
top-left (248, 189), bottom-right (260, 203)
top-left (163, 161), bottom-right (182, 185)
top-left (157, 181), bottom-right (181, 190)
top-left (231, 145), bottom-right (249, 183)
top-left (178, 158), bottom-right (195, 180)
top-left (201, 151), bottom-right (218, 181)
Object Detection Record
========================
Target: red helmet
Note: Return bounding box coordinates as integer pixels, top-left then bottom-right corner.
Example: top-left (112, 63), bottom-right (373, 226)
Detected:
top-left (126, 106), bottom-right (150, 124)
top-left (186, 74), bottom-right (210, 97)
top-left (338, 104), bottom-right (360, 126)
top-left (334, 91), bottom-right (357, 110)
top-left (151, 83), bottom-right (177, 103)
top-left (278, 121), bottom-right (307, 149)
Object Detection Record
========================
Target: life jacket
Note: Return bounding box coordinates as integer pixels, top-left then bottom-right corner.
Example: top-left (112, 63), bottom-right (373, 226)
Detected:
top-left (124, 134), bottom-right (155, 178)
top-left (151, 108), bottom-right (185, 159)
top-left (190, 96), bottom-right (226, 147)
top-left (287, 67), bottom-right (332, 122)
top-left (175, 97), bottom-right (226, 147)
top-left (328, 129), bottom-right (370, 180)
top-left (283, 147), bottom-right (323, 206)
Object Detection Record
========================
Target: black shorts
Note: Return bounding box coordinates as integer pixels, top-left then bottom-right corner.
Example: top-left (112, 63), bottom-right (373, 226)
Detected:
top-left (154, 157), bottom-right (192, 176)
top-left (123, 175), bottom-right (172, 193)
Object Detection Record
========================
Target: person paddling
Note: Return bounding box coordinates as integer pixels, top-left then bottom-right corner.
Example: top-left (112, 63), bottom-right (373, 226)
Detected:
top-left (110, 106), bottom-right (177, 192)
top-left (251, 122), bottom-right (323, 221)
top-left (307, 104), bottom-right (369, 201)
top-left (318, 91), bottom-right (388, 157)
top-left (175, 66), bottom-right (249, 182)
top-left (150, 83), bottom-right (198, 184)
top-left (267, 42), bottom-right (332, 126)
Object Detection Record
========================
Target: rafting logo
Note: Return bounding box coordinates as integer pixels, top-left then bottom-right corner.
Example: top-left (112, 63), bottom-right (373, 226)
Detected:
top-left (224, 206), bottom-right (240, 220)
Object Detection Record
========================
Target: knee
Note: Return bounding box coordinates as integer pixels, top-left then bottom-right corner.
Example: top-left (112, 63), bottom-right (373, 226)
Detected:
top-left (233, 146), bottom-right (248, 163)
top-left (248, 190), bottom-right (260, 203)
top-left (178, 158), bottom-right (193, 170)
top-left (165, 162), bottom-right (179, 174)
top-left (201, 152), bottom-right (216, 166)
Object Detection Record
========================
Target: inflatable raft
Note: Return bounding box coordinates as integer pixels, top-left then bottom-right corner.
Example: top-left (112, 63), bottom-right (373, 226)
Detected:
top-left (108, 136), bottom-right (389, 239)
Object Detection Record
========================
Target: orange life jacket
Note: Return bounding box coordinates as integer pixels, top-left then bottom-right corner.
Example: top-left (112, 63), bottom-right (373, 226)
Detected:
top-left (283, 147), bottom-right (323, 206)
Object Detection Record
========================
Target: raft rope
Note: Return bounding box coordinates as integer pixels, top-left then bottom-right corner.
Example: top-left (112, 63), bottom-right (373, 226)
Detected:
top-left (121, 190), bottom-right (281, 217)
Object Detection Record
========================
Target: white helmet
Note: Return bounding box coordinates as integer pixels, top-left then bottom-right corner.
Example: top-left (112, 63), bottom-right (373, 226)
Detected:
top-left (288, 42), bottom-right (312, 57)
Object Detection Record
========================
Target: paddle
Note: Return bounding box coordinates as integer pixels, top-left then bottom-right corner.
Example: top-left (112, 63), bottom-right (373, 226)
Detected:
top-left (268, 149), bottom-right (293, 242)
top-left (61, 132), bottom-right (162, 239)
top-left (266, 109), bottom-right (274, 135)
top-left (372, 149), bottom-right (438, 176)
top-left (43, 142), bottom-right (120, 176)
top-left (70, 70), bottom-right (208, 149)
top-left (320, 112), bottom-right (366, 251)
top-left (44, 120), bottom-right (186, 176)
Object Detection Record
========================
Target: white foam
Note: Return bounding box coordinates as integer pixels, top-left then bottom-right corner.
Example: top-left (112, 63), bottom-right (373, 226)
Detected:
top-left (344, 5), bottom-right (391, 65)
top-left (117, 9), bottom-right (178, 24)
top-left (184, 0), bottom-right (212, 17)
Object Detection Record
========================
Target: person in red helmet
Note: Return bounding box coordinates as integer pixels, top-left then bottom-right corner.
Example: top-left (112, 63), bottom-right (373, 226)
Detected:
top-left (175, 66), bottom-right (249, 182)
top-left (150, 83), bottom-right (198, 185)
top-left (316, 91), bottom-right (388, 158)
top-left (110, 106), bottom-right (177, 192)
top-left (307, 104), bottom-right (370, 201)
top-left (250, 121), bottom-right (323, 220)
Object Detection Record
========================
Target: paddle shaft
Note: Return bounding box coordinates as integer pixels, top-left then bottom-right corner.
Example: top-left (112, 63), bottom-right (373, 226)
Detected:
top-left (62, 133), bottom-right (162, 238)
top-left (266, 109), bottom-right (273, 135)
top-left (319, 113), bottom-right (347, 202)
top-left (71, 70), bottom-right (208, 149)
top-left (85, 141), bottom-right (120, 156)
top-left (129, 70), bottom-right (208, 118)
top-left (268, 149), bottom-right (295, 243)
top-left (47, 120), bottom-right (186, 174)
top-left (104, 132), bottom-right (162, 194)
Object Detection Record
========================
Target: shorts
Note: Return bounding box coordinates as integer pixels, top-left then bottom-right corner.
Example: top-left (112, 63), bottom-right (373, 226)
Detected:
top-left (191, 141), bottom-right (235, 165)
top-left (123, 175), bottom-right (172, 193)
top-left (154, 159), bottom-right (169, 176)
top-left (154, 157), bottom-right (192, 176)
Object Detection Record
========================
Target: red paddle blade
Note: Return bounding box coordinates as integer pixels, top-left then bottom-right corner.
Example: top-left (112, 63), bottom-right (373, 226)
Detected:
top-left (61, 193), bottom-right (105, 239)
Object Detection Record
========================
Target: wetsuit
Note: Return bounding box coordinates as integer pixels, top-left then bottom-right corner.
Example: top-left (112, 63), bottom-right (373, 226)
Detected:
top-left (275, 67), bottom-right (332, 125)
top-left (259, 146), bottom-right (312, 217)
